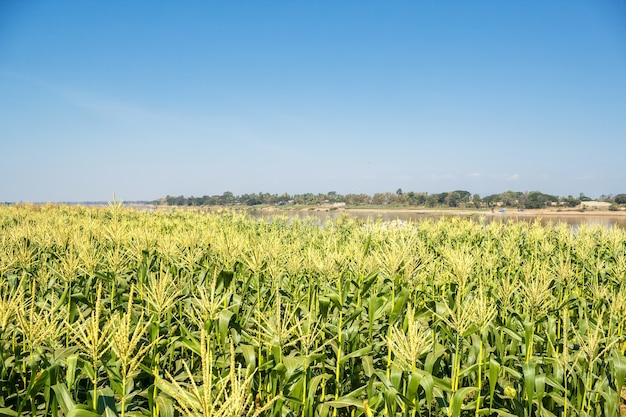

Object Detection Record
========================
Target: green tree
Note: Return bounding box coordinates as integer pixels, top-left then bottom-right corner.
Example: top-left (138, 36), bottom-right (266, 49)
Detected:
top-left (524, 191), bottom-right (558, 209)
top-left (345, 193), bottom-right (370, 205)
top-left (390, 192), bottom-right (408, 205)
top-left (372, 193), bottom-right (388, 205)
top-left (614, 194), bottom-right (626, 204)
top-left (563, 195), bottom-right (581, 207)
top-left (472, 194), bottom-right (482, 208)
top-left (446, 190), bottom-right (471, 207)
top-left (220, 191), bottom-right (235, 205)
top-left (482, 194), bottom-right (498, 207)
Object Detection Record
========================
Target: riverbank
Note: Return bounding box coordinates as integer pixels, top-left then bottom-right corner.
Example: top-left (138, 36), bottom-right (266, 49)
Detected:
top-left (342, 206), bottom-right (626, 218)
top-left (152, 203), bottom-right (626, 218)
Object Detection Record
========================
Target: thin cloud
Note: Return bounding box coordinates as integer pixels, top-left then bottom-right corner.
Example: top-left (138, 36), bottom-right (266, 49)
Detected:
top-left (66, 93), bottom-right (154, 122)
top-left (2, 70), bottom-right (157, 123)
top-left (506, 174), bottom-right (520, 181)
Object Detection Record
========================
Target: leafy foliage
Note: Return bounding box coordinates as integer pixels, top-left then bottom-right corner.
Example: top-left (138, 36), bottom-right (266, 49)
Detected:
top-left (0, 204), bottom-right (625, 416)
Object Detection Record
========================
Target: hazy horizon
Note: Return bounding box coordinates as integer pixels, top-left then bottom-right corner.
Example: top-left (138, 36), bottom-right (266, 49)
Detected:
top-left (2, 2), bottom-right (625, 202)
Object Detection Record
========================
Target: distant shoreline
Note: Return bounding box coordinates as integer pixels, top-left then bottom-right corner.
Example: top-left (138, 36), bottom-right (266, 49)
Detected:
top-left (342, 207), bottom-right (626, 218)
top-left (239, 204), bottom-right (626, 219)
top-left (17, 201), bottom-right (621, 218)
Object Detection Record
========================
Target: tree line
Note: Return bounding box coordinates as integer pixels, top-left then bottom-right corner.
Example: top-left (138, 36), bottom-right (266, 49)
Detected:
top-left (159, 191), bottom-right (626, 209)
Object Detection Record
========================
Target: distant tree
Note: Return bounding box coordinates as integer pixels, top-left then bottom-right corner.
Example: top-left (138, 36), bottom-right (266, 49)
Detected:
top-left (165, 195), bottom-right (187, 206)
top-left (500, 191), bottom-right (523, 207)
top-left (446, 192), bottom-right (462, 207)
top-left (425, 194), bottom-right (444, 207)
top-left (325, 191), bottom-right (344, 203)
top-left (160, 188), bottom-right (622, 209)
top-left (436, 193), bottom-right (448, 205)
top-left (524, 191), bottom-right (558, 209)
top-left (472, 194), bottom-right (482, 208)
top-left (268, 192), bottom-right (291, 205)
top-left (599, 194), bottom-right (614, 202)
top-left (303, 193), bottom-right (318, 205)
top-left (372, 193), bottom-right (388, 205)
top-left (563, 195), bottom-right (581, 207)
top-left (345, 193), bottom-right (370, 205)
top-left (416, 193), bottom-right (428, 206)
top-left (240, 194), bottom-right (258, 205)
top-left (482, 194), bottom-right (499, 207)
top-left (446, 190), bottom-right (471, 207)
top-left (219, 191), bottom-right (235, 205)
top-left (614, 194), bottom-right (626, 204)
top-left (389, 192), bottom-right (408, 206)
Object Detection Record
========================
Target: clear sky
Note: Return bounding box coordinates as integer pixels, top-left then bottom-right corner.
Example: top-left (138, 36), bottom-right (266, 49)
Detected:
top-left (1, 1), bottom-right (625, 202)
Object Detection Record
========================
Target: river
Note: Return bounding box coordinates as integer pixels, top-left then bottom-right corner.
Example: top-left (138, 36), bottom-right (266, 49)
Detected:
top-left (248, 208), bottom-right (626, 229)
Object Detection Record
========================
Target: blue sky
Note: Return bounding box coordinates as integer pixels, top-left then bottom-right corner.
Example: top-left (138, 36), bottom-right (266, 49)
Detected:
top-left (1, 1), bottom-right (625, 202)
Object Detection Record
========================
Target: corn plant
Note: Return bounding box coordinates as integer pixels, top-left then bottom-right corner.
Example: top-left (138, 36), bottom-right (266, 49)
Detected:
top-left (0, 204), bottom-right (625, 416)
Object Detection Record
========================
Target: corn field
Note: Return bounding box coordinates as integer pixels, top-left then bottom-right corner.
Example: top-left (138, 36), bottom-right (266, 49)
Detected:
top-left (1, 203), bottom-right (625, 417)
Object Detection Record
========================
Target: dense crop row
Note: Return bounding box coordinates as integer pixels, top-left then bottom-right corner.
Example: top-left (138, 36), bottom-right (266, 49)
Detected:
top-left (1, 203), bottom-right (625, 416)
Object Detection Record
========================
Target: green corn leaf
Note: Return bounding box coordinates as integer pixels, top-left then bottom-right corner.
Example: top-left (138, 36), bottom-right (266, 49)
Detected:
top-left (488, 357), bottom-right (501, 410)
top-left (27, 368), bottom-right (49, 398)
top-left (407, 371), bottom-right (421, 402)
top-left (156, 394), bottom-right (175, 417)
top-left (544, 374), bottom-right (565, 392)
top-left (339, 345), bottom-right (373, 365)
top-left (538, 408), bottom-right (559, 417)
top-left (176, 335), bottom-right (200, 355)
top-left (67, 410), bottom-right (101, 417)
top-left (499, 326), bottom-right (523, 343)
top-left (390, 365), bottom-right (403, 391)
top-left (490, 410), bottom-right (518, 417)
top-left (613, 350), bottom-right (626, 393)
top-left (328, 291), bottom-right (342, 309)
top-left (240, 344), bottom-right (257, 368)
top-left (389, 287), bottom-right (409, 323)
top-left (51, 384), bottom-right (76, 415)
top-left (217, 269), bottom-right (234, 290)
top-left (96, 388), bottom-right (117, 416)
top-left (424, 345), bottom-right (446, 374)
top-left (309, 373), bottom-right (331, 400)
top-left (535, 374), bottom-right (545, 412)
top-left (362, 355), bottom-right (375, 377)
top-left (324, 397), bottom-right (364, 410)
top-left (419, 372), bottom-right (435, 409)
top-left (218, 309), bottom-right (234, 344)
top-left (82, 361), bottom-right (95, 382)
top-left (368, 295), bottom-right (385, 327)
top-left (65, 354), bottom-right (79, 390)
top-left (360, 271), bottom-right (378, 296)
top-left (319, 297), bottom-right (331, 318)
top-left (450, 387), bottom-right (478, 417)
top-left (523, 361), bottom-right (536, 413)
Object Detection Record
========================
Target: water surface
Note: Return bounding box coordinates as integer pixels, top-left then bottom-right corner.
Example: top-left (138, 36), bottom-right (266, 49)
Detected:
top-left (249, 209), bottom-right (626, 229)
